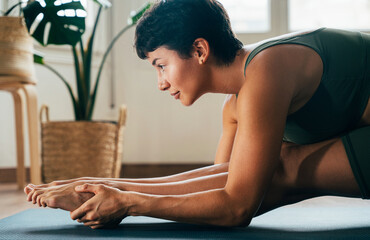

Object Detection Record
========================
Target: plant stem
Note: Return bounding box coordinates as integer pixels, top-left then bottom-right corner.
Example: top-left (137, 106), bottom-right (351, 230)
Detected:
top-left (84, 5), bottom-right (102, 120)
top-left (79, 38), bottom-right (85, 67)
top-left (72, 45), bottom-right (86, 119)
top-left (18, 0), bottom-right (22, 16)
top-left (3, 2), bottom-right (22, 16)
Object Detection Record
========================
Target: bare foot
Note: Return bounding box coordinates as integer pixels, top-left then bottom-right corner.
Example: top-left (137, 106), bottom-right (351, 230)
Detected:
top-left (26, 182), bottom-right (94, 211)
top-left (24, 177), bottom-right (101, 194)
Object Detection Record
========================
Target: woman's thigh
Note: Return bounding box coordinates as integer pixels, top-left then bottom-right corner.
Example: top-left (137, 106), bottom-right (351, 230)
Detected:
top-left (293, 136), bottom-right (362, 198)
top-left (289, 126), bottom-right (370, 198)
top-left (257, 126), bottom-right (369, 215)
top-left (255, 136), bottom-right (357, 216)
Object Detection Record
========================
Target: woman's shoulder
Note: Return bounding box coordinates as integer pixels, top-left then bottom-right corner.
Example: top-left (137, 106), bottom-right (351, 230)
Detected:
top-left (235, 47), bottom-right (300, 117)
top-left (242, 43), bottom-right (322, 106)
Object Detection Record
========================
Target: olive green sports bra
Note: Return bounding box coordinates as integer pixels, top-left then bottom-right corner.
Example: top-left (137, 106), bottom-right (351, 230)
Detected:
top-left (242, 28), bottom-right (370, 144)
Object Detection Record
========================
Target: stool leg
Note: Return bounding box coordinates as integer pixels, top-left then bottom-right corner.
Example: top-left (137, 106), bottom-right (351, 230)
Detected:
top-left (23, 85), bottom-right (42, 185)
top-left (12, 88), bottom-right (26, 190)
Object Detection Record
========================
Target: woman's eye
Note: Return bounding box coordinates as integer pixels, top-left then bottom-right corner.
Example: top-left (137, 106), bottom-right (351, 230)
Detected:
top-left (159, 65), bottom-right (165, 72)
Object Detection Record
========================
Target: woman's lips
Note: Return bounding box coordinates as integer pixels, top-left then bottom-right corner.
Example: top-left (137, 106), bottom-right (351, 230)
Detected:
top-left (173, 91), bottom-right (180, 99)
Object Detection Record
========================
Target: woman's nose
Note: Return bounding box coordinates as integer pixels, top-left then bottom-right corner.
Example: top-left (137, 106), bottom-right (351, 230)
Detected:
top-left (158, 79), bottom-right (170, 91)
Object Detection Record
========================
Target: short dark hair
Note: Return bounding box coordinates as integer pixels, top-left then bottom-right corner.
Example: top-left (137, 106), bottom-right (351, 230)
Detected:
top-left (134, 0), bottom-right (243, 65)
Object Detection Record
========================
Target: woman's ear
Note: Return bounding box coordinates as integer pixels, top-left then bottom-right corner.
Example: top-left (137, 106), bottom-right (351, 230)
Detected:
top-left (193, 38), bottom-right (210, 64)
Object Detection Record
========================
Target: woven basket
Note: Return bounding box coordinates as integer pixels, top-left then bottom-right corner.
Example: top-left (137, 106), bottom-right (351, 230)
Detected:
top-left (40, 105), bottom-right (127, 183)
top-left (0, 16), bottom-right (35, 82)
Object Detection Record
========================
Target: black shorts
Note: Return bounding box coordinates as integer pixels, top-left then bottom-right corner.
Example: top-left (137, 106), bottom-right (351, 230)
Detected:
top-left (342, 126), bottom-right (370, 199)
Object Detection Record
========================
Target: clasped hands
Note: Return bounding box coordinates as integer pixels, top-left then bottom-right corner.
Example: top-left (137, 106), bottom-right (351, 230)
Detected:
top-left (25, 181), bottom-right (129, 229)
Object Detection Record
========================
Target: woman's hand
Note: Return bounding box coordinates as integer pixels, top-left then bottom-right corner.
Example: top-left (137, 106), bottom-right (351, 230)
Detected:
top-left (70, 184), bottom-right (128, 229)
top-left (25, 181), bottom-right (94, 211)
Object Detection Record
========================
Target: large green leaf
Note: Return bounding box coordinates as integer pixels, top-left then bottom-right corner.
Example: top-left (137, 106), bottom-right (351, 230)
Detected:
top-left (23, 0), bottom-right (86, 46)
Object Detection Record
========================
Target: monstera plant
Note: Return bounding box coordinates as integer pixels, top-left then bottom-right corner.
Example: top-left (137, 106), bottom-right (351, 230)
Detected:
top-left (10, 0), bottom-right (151, 120)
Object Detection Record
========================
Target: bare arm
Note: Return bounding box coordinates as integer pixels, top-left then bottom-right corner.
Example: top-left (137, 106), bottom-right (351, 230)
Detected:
top-left (28, 98), bottom-right (236, 191)
top-left (28, 162), bottom-right (229, 190)
top-left (26, 100), bottom-right (236, 207)
top-left (114, 95), bottom-right (236, 186)
top-left (214, 95), bottom-right (238, 164)
top-left (109, 96), bottom-right (237, 192)
top-left (114, 172), bottom-right (228, 195)
top-left (32, 171), bottom-right (229, 212)
top-left (117, 163), bottom-right (228, 184)
top-left (71, 50), bottom-right (295, 227)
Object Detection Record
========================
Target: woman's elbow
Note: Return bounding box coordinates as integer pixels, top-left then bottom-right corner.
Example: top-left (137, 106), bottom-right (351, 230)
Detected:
top-left (231, 208), bottom-right (252, 227)
top-left (215, 189), bottom-right (254, 227)
top-left (221, 206), bottom-right (252, 227)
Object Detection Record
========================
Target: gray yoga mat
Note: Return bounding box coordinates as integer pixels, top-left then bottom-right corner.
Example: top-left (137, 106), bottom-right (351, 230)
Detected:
top-left (1, 198), bottom-right (370, 239)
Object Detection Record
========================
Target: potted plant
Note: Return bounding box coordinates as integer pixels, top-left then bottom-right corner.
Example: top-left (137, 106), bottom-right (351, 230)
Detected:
top-left (3, 0), bottom-right (151, 182)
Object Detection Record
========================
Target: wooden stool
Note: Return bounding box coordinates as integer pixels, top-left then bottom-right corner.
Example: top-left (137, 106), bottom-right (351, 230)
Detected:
top-left (0, 76), bottom-right (41, 189)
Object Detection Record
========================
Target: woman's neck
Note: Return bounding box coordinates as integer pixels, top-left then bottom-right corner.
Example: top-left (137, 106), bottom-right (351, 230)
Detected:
top-left (208, 48), bottom-right (250, 94)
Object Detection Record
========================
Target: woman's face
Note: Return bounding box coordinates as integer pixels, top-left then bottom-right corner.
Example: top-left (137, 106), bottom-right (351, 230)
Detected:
top-left (147, 47), bottom-right (208, 106)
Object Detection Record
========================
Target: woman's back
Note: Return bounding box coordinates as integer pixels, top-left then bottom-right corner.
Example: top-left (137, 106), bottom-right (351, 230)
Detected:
top-left (243, 28), bottom-right (370, 144)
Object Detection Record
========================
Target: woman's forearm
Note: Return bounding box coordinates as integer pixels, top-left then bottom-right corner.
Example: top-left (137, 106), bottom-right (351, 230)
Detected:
top-left (111, 172), bottom-right (228, 195)
top-left (116, 162), bottom-right (229, 184)
top-left (34, 163), bottom-right (229, 190)
top-left (125, 188), bottom-right (250, 227)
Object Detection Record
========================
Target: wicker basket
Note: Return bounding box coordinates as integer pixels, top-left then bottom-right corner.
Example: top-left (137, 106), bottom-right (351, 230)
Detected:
top-left (40, 105), bottom-right (127, 183)
top-left (0, 16), bottom-right (35, 82)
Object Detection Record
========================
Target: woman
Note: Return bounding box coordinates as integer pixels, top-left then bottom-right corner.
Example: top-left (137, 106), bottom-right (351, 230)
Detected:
top-left (25, 0), bottom-right (370, 229)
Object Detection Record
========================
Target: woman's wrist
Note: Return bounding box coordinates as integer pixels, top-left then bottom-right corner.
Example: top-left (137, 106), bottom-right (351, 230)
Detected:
top-left (119, 191), bottom-right (138, 216)
top-left (106, 181), bottom-right (127, 191)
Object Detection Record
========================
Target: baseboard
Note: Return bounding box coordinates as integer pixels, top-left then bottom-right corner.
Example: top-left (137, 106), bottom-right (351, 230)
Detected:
top-left (0, 168), bottom-right (31, 183)
top-left (0, 163), bottom-right (209, 183)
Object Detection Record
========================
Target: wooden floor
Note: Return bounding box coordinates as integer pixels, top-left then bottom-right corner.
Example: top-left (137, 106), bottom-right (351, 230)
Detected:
top-left (0, 183), bottom-right (38, 219)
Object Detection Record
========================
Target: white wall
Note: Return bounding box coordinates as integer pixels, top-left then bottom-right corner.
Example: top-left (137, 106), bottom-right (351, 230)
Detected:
top-left (0, 0), bottom-right (224, 168)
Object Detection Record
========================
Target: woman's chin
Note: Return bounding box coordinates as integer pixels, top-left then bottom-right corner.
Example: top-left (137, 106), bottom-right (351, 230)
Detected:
top-left (180, 95), bottom-right (200, 107)
top-left (178, 96), bottom-right (191, 106)
top-left (180, 99), bottom-right (192, 106)
top-left (183, 102), bottom-right (193, 107)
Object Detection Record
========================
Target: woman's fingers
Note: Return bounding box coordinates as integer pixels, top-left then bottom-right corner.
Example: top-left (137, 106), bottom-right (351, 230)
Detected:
top-left (82, 220), bottom-right (101, 227)
top-left (24, 185), bottom-right (33, 194)
top-left (70, 204), bottom-right (88, 221)
top-left (74, 183), bottom-right (101, 194)
top-left (32, 190), bottom-right (42, 204)
top-left (70, 184), bottom-right (126, 230)
top-left (40, 197), bottom-right (47, 207)
top-left (30, 189), bottom-right (37, 203)
top-left (81, 220), bottom-right (120, 229)
top-left (37, 193), bottom-right (48, 207)
top-left (90, 224), bottom-right (104, 229)
top-left (27, 189), bottom-right (35, 201)
top-left (36, 194), bottom-right (42, 207)
top-left (70, 184), bottom-right (105, 220)
top-left (27, 187), bottom-right (43, 203)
